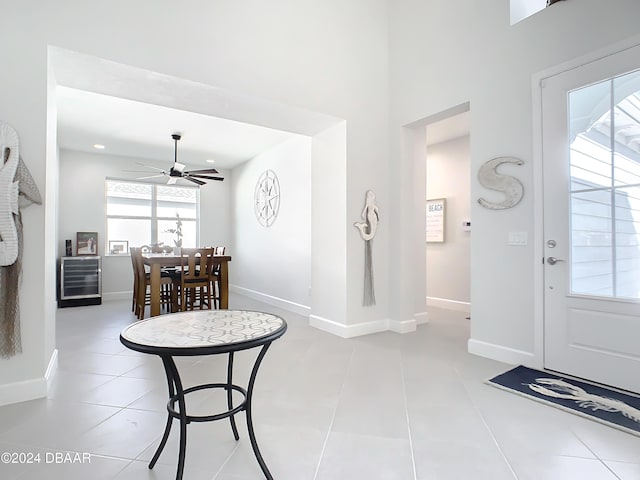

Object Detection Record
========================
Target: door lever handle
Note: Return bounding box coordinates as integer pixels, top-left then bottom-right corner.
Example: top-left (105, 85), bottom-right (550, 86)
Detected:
top-left (546, 256), bottom-right (564, 265)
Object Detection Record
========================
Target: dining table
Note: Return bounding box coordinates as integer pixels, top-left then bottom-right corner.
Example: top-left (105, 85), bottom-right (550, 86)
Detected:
top-left (142, 252), bottom-right (232, 316)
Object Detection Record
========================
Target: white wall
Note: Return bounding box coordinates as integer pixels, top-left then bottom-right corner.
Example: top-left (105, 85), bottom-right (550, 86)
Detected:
top-left (231, 136), bottom-right (311, 312)
top-left (426, 136), bottom-right (470, 310)
top-left (510, 0), bottom-right (547, 25)
top-left (198, 172), bottom-right (233, 255)
top-left (58, 149), bottom-right (231, 300)
top-left (1, 0), bottom-right (389, 405)
top-left (11, 0), bottom-right (631, 406)
top-left (310, 123), bottom-right (348, 330)
top-left (389, 0), bottom-right (640, 366)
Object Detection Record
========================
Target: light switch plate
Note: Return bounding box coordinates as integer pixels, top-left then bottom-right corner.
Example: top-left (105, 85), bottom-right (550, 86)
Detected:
top-left (508, 231), bottom-right (528, 246)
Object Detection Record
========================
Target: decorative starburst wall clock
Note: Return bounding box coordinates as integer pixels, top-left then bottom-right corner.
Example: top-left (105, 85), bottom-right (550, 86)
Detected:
top-left (254, 169), bottom-right (280, 227)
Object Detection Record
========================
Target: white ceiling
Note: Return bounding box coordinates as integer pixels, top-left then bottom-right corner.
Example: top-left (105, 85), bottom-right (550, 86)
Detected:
top-left (56, 86), bottom-right (300, 170)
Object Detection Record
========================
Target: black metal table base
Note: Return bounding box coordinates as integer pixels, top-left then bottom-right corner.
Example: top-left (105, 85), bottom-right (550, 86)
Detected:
top-left (149, 344), bottom-right (274, 480)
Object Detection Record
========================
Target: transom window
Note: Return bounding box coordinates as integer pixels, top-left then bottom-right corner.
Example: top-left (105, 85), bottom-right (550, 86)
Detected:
top-left (106, 180), bottom-right (199, 254)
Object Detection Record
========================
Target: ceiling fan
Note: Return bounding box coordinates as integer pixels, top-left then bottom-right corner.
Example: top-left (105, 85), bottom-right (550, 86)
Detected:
top-left (135, 133), bottom-right (224, 186)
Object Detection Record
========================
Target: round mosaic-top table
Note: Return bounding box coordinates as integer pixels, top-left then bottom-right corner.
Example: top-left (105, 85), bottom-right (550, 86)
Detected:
top-left (120, 310), bottom-right (287, 480)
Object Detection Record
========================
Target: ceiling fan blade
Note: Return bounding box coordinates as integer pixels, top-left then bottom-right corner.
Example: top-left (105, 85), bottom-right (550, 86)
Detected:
top-left (167, 177), bottom-right (178, 185)
top-left (135, 162), bottom-right (166, 172)
top-left (188, 174), bottom-right (225, 181)
top-left (173, 161), bottom-right (186, 173)
top-left (184, 168), bottom-right (220, 175)
top-left (184, 176), bottom-right (206, 186)
top-left (136, 174), bottom-right (166, 180)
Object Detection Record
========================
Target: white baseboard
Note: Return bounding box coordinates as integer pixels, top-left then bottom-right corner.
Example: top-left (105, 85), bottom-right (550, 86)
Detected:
top-left (309, 315), bottom-right (387, 338)
top-left (0, 349), bottom-right (57, 407)
top-left (468, 338), bottom-right (535, 366)
top-left (310, 315), bottom-right (417, 338)
top-left (230, 285), bottom-right (311, 316)
top-left (414, 311), bottom-right (429, 325)
top-left (426, 296), bottom-right (471, 313)
top-left (102, 291), bottom-right (131, 302)
top-left (46, 348), bottom-right (58, 381)
top-left (0, 379), bottom-right (47, 407)
top-left (389, 318), bottom-right (417, 334)
top-left (228, 285), bottom-right (421, 337)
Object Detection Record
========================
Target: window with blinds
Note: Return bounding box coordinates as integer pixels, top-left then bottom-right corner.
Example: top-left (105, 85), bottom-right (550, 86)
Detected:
top-left (105, 180), bottom-right (199, 254)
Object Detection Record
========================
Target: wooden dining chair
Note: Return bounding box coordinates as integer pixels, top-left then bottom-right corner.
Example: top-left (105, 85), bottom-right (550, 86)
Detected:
top-left (178, 247), bottom-right (215, 311)
top-left (130, 247), bottom-right (139, 313)
top-left (210, 246), bottom-right (226, 309)
top-left (131, 246), bottom-right (174, 319)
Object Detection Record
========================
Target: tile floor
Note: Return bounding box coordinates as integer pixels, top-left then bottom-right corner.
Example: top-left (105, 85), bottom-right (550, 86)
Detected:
top-left (1, 295), bottom-right (639, 479)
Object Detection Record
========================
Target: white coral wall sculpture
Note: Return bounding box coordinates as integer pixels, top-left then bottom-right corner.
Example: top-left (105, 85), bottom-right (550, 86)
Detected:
top-left (354, 190), bottom-right (379, 306)
top-left (0, 121), bottom-right (42, 358)
top-left (0, 122), bottom-right (20, 267)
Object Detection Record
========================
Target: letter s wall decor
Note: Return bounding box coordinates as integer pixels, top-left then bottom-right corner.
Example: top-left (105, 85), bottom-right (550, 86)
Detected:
top-left (477, 156), bottom-right (524, 210)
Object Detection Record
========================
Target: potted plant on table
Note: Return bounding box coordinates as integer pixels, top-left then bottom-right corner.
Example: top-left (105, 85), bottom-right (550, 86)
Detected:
top-left (165, 213), bottom-right (183, 254)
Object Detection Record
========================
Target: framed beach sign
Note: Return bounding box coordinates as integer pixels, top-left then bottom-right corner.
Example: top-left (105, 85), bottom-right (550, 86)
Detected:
top-left (426, 198), bottom-right (445, 243)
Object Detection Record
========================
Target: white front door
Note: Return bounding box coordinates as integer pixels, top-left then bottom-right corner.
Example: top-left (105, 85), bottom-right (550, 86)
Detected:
top-left (543, 44), bottom-right (640, 393)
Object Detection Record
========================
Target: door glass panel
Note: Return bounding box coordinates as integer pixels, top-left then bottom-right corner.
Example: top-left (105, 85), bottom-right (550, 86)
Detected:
top-left (615, 186), bottom-right (640, 298)
top-left (569, 69), bottom-right (640, 298)
top-left (571, 188), bottom-right (613, 296)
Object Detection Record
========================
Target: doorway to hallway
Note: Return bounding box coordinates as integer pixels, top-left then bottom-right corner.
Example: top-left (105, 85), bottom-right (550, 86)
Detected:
top-left (425, 112), bottom-right (471, 314)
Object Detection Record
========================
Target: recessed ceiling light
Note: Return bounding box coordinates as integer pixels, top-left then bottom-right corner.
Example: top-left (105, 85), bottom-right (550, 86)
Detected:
top-left (206, 159), bottom-right (216, 163)
top-left (93, 144), bottom-right (105, 150)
